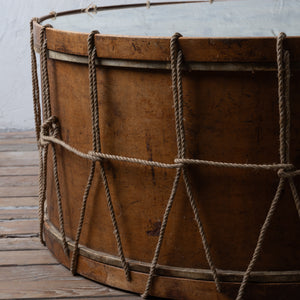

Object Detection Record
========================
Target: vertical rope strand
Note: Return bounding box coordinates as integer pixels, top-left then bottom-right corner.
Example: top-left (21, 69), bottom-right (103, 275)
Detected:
top-left (88, 30), bottom-right (130, 281)
top-left (71, 31), bottom-right (130, 281)
top-left (70, 162), bottom-right (96, 274)
top-left (37, 25), bottom-right (49, 246)
top-left (282, 44), bottom-right (300, 220)
top-left (40, 24), bottom-right (68, 253)
top-left (183, 168), bottom-right (221, 291)
top-left (51, 142), bottom-right (69, 254)
top-left (173, 34), bottom-right (220, 292)
top-left (170, 32), bottom-right (183, 157)
top-left (277, 32), bottom-right (287, 164)
top-left (235, 178), bottom-right (285, 300)
top-left (70, 31), bottom-right (100, 274)
top-left (283, 50), bottom-right (291, 163)
top-left (38, 146), bottom-right (47, 245)
top-left (141, 168), bottom-right (182, 298)
top-left (30, 19), bottom-right (45, 246)
top-left (236, 32), bottom-right (289, 300)
top-left (30, 18), bottom-right (41, 144)
top-left (176, 50), bottom-right (186, 159)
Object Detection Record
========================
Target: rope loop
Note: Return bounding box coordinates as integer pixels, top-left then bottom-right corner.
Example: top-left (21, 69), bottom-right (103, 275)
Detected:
top-left (278, 168), bottom-right (300, 178)
top-left (85, 4), bottom-right (98, 16)
top-left (40, 116), bottom-right (60, 147)
top-left (49, 11), bottom-right (57, 20)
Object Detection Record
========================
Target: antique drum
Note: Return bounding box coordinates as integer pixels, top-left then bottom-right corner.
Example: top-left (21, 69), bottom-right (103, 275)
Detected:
top-left (31, 1), bottom-right (300, 299)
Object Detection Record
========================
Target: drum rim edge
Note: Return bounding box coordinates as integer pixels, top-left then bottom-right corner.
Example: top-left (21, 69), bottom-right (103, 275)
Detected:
top-left (45, 220), bottom-right (300, 284)
top-left (32, 16), bottom-right (300, 63)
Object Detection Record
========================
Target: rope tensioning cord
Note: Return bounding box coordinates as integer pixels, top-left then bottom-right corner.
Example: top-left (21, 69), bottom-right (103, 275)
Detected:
top-left (30, 19), bottom-right (300, 299)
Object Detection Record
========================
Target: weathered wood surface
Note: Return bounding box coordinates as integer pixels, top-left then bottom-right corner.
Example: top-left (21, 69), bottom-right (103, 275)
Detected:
top-left (0, 207), bottom-right (38, 220)
top-left (0, 132), bottom-right (140, 300)
top-left (0, 265), bottom-right (137, 299)
top-left (0, 197), bottom-right (38, 208)
top-left (0, 166), bottom-right (38, 176)
top-left (0, 143), bottom-right (37, 152)
top-left (0, 219), bottom-right (39, 236)
top-left (0, 186), bottom-right (38, 197)
top-left (0, 237), bottom-right (43, 250)
top-left (0, 151), bottom-right (38, 166)
top-left (0, 175), bottom-right (38, 187)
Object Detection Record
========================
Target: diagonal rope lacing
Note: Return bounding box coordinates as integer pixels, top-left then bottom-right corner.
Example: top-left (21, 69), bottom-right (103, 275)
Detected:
top-left (69, 31), bottom-right (131, 281)
top-left (30, 19), bottom-right (300, 299)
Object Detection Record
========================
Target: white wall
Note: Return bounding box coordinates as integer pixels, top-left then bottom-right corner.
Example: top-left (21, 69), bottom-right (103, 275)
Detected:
top-left (0, 0), bottom-right (168, 131)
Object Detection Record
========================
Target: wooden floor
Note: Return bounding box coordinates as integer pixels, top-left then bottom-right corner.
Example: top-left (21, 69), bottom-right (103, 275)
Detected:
top-left (0, 131), bottom-right (140, 300)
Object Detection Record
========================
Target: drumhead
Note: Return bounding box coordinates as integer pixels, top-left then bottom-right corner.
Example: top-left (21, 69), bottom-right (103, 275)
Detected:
top-left (42, 0), bottom-right (300, 38)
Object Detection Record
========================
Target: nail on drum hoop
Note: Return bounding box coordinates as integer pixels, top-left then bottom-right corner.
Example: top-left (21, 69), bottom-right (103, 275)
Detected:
top-left (31, 1), bottom-right (300, 299)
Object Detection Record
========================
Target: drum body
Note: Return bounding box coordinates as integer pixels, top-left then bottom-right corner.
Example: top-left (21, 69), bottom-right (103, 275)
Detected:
top-left (33, 2), bottom-right (300, 299)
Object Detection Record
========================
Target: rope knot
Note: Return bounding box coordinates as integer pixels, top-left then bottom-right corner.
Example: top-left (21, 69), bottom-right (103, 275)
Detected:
top-left (278, 166), bottom-right (300, 178)
top-left (88, 151), bottom-right (103, 161)
top-left (40, 116), bottom-right (60, 146)
top-left (85, 4), bottom-right (98, 16)
top-left (49, 11), bottom-right (57, 20)
top-left (173, 158), bottom-right (185, 168)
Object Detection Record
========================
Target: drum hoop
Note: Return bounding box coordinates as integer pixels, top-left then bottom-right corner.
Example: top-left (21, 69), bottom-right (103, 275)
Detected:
top-left (45, 49), bottom-right (300, 71)
top-left (37, 1), bottom-right (217, 24)
top-left (46, 220), bottom-right (300, 284)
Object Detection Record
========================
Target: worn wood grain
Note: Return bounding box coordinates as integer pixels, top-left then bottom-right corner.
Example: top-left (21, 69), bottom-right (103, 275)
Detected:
top-left (0, 138), bottom-right (36, 145)
top-left (0, 151), bottom-right (38, 166)
top-left (0, 186), bottom-right (38, 197)
top-left (0, 135), bottom-right (141, 300)
top-left (0, 264), bottom-right (135, 299)
top-left (0, 131), bottom-right (35, 139)
top-left (0, 219), bottom-right (38, 236)
top-left (0, 207), bottom-right (37, 220)
top-left (0, 237), bottom-right (43, 251)
top-left (0, 143), bottom-right (37, 152)
top-left (0, 166), bottom-right (38, 176)
top-left (0, 197), bottom-right (38, 208)
top-left (0, 249), bottom-right (58, 266)
top-left (0, 175), bottom-right (38, 187)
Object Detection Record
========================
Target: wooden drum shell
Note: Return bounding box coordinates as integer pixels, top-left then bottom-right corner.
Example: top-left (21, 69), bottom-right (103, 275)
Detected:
top-left (33, 18), bottom-right (300, 300)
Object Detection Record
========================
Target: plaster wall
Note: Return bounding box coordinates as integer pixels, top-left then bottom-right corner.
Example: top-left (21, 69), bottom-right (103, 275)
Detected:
top-left (0, 0), bottom-right (160, 131)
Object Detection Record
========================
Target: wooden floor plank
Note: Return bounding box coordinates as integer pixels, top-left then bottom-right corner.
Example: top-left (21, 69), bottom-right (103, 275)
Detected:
top-left (0, 197), bottom-right (38, 208)
top-left (0, 186), bottom-right (38, 197)
top-left (0, 151), bottom-right (38, 166)
top-left (0, 219), bottom-right (38, 236)
top-left (0, 237), bottom-right (43, 251)
top-left (0, 175), bottom-right (38, 187)
top-left (0, 143), bottom-right (37, 152)
top-left (0, 249), bottom-right (58, 266)
top-left (0, 166), bottom-right (38, 176)
top-left (0, 207), bottom-right (38, 220)
top-left (0, 132), bottom-right (140, 300)
top-left (0, 138), bottom-right (36, 145)
top-left (0, 131), bottom-right (35, 139)
top-left (0, 265), bottom-right (133, 299)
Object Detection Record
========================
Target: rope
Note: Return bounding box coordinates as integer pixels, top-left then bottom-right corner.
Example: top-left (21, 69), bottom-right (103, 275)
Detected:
top-left (70, 31), bottom-right (131, 281)
top-left (30, 18), bottom-right (41, 144)
top-left (30, 20), bottom-right (300, 298)
top-left (142, 33), bottom-right (221, 298)
top-left (141, 168), bottom-right (182, 298)
top-left (235, 32), bottom-right (300, 300)
top-left (40, 133), bottom-right (297, 173)
top-left (31, 21), bottom-right (68, 253)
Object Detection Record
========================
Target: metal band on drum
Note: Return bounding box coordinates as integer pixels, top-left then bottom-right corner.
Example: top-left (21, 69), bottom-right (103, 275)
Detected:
top-left (46, 220), bottom-right (300, 284)
top-left (40, 49), bottom-right (300, 72)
